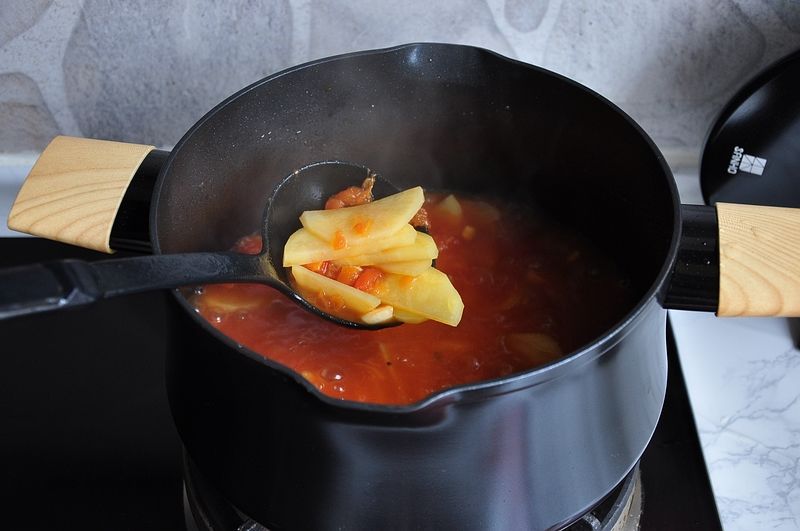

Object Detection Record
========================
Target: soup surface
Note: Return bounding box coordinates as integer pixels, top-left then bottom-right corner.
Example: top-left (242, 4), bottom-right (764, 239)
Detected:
top-left (192, 193), bottom-right (635, 405)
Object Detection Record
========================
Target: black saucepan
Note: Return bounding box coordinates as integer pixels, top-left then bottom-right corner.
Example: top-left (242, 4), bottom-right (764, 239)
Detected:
top-left (5, 43), bottom-right (800, 530)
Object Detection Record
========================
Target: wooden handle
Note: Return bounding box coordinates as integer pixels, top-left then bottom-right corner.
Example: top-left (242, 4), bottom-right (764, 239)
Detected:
top-left (7, 136), bottom-right (154, 253)
top-left (717, 202), bottom-right (800, 317)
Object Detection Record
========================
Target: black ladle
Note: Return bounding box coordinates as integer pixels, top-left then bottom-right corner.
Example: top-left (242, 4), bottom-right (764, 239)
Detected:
top-left (0, 161), bottom-right (401, 330)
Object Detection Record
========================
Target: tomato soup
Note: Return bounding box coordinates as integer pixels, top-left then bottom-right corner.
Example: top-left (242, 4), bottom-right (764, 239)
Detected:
top-left (192, 194), bottom-right (634, 405)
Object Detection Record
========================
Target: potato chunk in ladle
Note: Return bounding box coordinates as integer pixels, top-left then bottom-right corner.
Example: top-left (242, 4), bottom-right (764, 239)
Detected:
top-left (281, 174), bottom-right (463, 327)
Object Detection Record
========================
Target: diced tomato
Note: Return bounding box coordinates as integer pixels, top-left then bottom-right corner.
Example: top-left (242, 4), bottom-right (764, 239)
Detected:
top-left (325, 197), bottom-right (347, 209)
top-left (353, 267), bottom-right (384, 292)
top-left (304, 261), bottom-right (341, 280)
top-left (324, 176), bottom-right (375, 209)
top-left (233, 234), bottom-right (262, 255)
top-left (327, 263), bottom-right (342, 279)
top-left (310, 291), bottom-right (347, 314)
top-left (305, 261), bottom-right (329, 274)
top-left (336, 265), bottom-right (363, 286)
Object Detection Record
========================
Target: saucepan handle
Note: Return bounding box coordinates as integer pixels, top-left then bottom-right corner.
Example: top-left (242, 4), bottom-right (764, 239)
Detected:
top-left (715, 202), bottom-right (800, 316)
top-left (7, 136), bottom-right (167, 254)
top-left (665, 202), bottom-right (800, 316)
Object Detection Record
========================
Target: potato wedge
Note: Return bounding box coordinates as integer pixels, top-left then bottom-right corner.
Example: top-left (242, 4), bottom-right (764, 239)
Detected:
top-left (374, 260), bottom-right (432, 276)
top-left (503, 333), bottom-right (562, 364)
top-left (472, 200), bottom-right (500, 223)
top-left (370, 268), bottom-right (464, 327)
top-left (291, 265), bottom-right (381, 314)
top-left (392, 308), bottom-right (428, 324)
top-left (336, 231), bottom-right (438, 265)
top-left (361, 305), bottom-right (395, 325)
top-left (283, 224), bottom-right (417, 266)
top-left (197, 285), bottom-right (265, 313)
top-left (435, 194), bottom-right (462, 218)
top-left (300, 187), bottom-right (424, 244)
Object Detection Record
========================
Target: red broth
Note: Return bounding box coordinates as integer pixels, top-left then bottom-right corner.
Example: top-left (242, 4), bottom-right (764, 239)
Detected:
top-left (192, 194), bottom-right (634, 405)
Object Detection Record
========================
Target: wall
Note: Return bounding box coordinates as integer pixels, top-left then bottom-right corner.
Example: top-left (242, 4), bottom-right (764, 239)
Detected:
top-left (1, 0), bottom-right (799, 157)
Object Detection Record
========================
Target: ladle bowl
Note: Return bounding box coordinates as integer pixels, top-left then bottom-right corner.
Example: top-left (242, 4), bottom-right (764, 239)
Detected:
top-left (2, 154), bottom-right (400, 330)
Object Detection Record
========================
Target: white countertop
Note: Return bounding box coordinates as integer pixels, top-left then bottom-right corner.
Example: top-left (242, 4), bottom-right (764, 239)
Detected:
top-left (671, 310), bottom-right (800, 530)
top-left (1, 157), bottom-right (798, 530)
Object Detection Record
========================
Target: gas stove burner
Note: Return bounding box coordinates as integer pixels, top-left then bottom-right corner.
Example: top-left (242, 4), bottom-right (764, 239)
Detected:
top-left (183, 453), bottom-right (642, 531)
top-left (571, 468), bottom-right (641, 531)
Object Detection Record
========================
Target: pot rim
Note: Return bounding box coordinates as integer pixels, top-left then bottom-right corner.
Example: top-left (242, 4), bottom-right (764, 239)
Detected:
top-left (151, 42), bottom-right (682, 414)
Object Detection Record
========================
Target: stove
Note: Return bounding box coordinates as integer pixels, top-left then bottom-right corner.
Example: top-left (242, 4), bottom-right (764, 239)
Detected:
top-left (0, 238), bottom-right (722, 530)
top-left (183, 456), bottom-right (642, 531)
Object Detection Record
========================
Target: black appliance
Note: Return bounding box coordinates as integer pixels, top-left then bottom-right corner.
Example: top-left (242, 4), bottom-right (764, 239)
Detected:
top-left (701, 47), bottom-right (800, 208)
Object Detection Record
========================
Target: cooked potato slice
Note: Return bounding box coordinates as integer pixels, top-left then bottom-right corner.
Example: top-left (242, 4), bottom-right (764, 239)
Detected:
top-left (197, 285), bottom-right (265, 313)
top-left (283, 224), bottom-right (417, 266)
top-left (435, 194), bottom-right (462, 218)
top-left (336, 231), bottom-right (438, 265)
top-left (503, 333), bottom-right (562, 364)
top-left (361, 305), bottom-right (395, 324)
top-left (472, 200), bottom-right (500, 223)
top-left (371, 268), bottom-right (463, 327)
top-left (392, 308), bottom-right (428, 324)
top-left (374, 260), bottom-right (432, 276)
top-left (300, 187), bottom-right (424, 243)
top-left (291, 265), bottom-right (381, 314)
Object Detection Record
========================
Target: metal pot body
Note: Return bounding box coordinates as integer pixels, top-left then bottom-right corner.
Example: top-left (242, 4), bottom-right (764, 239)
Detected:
top-left (157, 44), bottom-right (679, 530)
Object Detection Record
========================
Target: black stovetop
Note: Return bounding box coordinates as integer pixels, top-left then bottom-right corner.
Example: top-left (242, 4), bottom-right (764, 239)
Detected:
top-left (0, 239), bottom-right (722, 530)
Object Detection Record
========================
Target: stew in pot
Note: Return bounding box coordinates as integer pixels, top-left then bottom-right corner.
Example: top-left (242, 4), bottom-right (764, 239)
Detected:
top-left (191, 192), bottom-right (635, 405)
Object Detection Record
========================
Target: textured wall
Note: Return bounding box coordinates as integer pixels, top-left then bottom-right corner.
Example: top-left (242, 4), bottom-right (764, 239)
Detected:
top-left (1, 0), bottom-right (799, 154)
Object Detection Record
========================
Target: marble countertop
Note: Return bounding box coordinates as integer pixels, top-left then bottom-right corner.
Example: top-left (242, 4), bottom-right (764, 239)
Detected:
top-left (1, 157), bottom-right (798, 530)
top-left (670, 310), bottom-right (799, 530)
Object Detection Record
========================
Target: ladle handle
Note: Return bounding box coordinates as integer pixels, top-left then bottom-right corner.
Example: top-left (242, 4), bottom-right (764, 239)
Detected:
top-left (716, 202), bottom-right (800, 316)
top-left (7, 136), bottom-right (155, 253)
top-left (0, 253), bottom-right (268, 321)
top-left (0, 260), bottom-right (102, 320)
